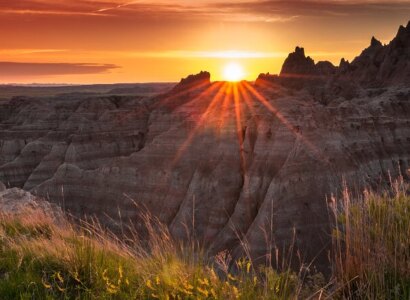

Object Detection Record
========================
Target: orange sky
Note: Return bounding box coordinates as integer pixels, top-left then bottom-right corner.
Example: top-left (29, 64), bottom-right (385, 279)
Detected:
top-left (0, 0), bottom-right (409, 83)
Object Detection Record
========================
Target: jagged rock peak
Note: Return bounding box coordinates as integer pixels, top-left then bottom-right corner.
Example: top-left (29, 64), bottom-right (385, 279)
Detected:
top-left (339, 58), bottom-right (349, 66)
top-left (370, 36), bottom-right (382, 47)
top-left (396, 21), bottom-right (410, 42)
top-left (280, 46), bottom-right (317, 76)
top-left (171, 71), bottom-right (211, 92)
top-left (294, 46), bottom-right (305, 57)
top-left (179, 71), bottom-right (210, 86)
top-left (339, 57), bottom-right (350, 72)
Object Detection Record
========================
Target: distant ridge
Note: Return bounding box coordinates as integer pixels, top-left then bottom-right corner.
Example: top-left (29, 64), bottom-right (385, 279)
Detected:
top-left (256, 20), bottom-right (410, 89)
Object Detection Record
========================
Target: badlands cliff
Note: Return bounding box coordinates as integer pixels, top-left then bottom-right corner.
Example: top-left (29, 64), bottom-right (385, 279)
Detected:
top-left (0, 22), bottom-right (409, 269)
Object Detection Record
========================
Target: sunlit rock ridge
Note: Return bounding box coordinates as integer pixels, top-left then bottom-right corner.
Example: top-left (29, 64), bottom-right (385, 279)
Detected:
top-left (0, 21), bottom-right (409, 271)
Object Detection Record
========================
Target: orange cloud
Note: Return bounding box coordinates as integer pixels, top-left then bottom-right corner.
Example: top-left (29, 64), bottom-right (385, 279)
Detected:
top-left (0, 62), bottom-right (119, 77)
top-left (1, 0), bottom-right (409, 19)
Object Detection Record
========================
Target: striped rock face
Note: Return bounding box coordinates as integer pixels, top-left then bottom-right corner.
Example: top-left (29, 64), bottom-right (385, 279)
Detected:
top-left (0, 22), bottom-right (409, 273)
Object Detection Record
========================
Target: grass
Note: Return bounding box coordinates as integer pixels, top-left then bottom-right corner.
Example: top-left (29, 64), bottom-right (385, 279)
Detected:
top-left (0, 177), bottom-right (408, 299)
top-left (330, 177), bottom-right (410, 299)
top-left (0, 211), bottom-right (310, 299)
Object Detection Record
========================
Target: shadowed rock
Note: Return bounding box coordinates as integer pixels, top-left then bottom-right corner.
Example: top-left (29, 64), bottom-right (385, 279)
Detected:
top-left (172, 71), bottom-right (211, 92)
top-left (280, 47), bottom-right (317, 77)
top-left (258, 47), bottom-right (337, 90)
top-left (257, 21), bottom-right (410, 90)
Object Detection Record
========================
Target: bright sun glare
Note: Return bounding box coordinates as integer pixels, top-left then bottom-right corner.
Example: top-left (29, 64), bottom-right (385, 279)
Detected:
top-left (223, 62), bottom-right (245, 82)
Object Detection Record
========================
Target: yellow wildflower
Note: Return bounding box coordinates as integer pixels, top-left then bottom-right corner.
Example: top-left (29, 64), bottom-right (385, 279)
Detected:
top-left (232, 286), bottom-right (240, 299)
top-left (183, 282), bottom-right (193, 290)
top-left (102, 269), bottom-right (109, 281)
top-left (227, 274), bottom-right (237, 281)
top-left (118, 265), bottom-right (123, 279)
top-left (56, 271), bottom-right (64, 283)
top-left (56, 284), bottom-right (65, 292)
top-left (246, 261), bottom-right (251, 273)
top-left (107, 283), bottom-right (118, 294)
top-left (197, 286), bottom-right (209, 297)
top-left (198, 278), bottom-right (209, 286)
top-left (72, 271), bottom-right (81, 283)
top-left (42, 278), bottom-right (52, 289)
top-left (210, 288), bottom-right (217, 298)
top-left (146, 279), bottom-right (155, 290)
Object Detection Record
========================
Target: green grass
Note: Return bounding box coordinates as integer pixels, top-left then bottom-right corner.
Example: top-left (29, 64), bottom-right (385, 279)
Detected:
top-left (0, 179), bottom-right (408, 299)
top-left (0, 212), bottom-right (310, 299)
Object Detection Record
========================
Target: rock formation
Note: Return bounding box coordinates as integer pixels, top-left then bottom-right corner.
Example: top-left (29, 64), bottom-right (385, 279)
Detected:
top-left (172, 71), bottom-right (211, 92)
top-left (280, 46), bottom-right (318, 77)
top-left (257, 21), bottom-right (410, 90)
top-left (344, 21), bottom-right (410, 87)
top-left (0, 21), bottom-right (409, 272)
top-left (0, 183), bottom-right (63, 221)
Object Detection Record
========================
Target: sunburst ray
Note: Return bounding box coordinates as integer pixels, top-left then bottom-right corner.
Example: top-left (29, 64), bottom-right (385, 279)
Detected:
top-left (171, 82), bottom-right (228, 166)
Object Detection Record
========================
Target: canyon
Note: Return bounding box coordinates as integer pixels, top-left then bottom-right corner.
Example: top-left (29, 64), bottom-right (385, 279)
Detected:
top-left (0, 21), bottom-right (409, 271)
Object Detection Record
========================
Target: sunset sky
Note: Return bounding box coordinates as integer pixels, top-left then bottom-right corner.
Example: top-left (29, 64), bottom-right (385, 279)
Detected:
top-left (0, 0), bottom-right (409, 84)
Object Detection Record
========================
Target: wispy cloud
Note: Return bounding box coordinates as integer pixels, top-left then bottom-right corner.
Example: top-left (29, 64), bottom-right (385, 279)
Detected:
top-left (1, 0), bottom-right (409, 22)
top-left (0, 49), bottom-right (69, 55)
top-left (0, 62), bottom-right (119, 77)
top-left (209, 0), bottom-right (410, 19)
top-left (94, 0), bottom-right (143, 13)
top-left (128, 50), bottom-right (288, 58)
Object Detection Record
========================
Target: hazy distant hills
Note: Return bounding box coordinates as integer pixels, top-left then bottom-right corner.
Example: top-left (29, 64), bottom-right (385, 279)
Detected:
top-left (0, 21), bottom-right (409, 271)
top-left (0, 83), bottom-right (174, 99)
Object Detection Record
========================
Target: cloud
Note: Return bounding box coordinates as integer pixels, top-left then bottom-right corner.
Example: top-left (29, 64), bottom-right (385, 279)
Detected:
top-left (0, 0), bottom-right (410, 16)
top-left (127, 50), bottom-right (287, 58)
top-left (209, 0), bottom-right (410, 19)
top-left (1, 0), bottom-right (409, 22)
top-left (0, 62), bottom-right (120, 77)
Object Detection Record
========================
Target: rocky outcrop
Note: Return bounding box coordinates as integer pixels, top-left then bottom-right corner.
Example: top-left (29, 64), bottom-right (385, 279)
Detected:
top-left (0, 184), bottom-right (63, 220)
top-left (257, 46), bottom-right (337, 90)
top-left (257, 21), bottom-right (410, 91)
top-left (172, 71), bottom-right (211, 92)
top-left (344, 21), bottom-right (410, 87)
top-left (280, 47), bottom-right (318, 77)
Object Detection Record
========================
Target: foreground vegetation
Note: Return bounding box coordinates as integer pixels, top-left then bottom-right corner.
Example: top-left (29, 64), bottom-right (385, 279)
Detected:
top-left (330, 179), bottom-right (410, 299)
top-left (0, 179), bottom-right (409, 299)
top-left (0, 211), bottom-right (307, 299)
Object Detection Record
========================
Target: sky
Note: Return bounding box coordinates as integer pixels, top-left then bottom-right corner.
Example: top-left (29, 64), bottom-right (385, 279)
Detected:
top-left (0, 0), bottom-right (409, 84)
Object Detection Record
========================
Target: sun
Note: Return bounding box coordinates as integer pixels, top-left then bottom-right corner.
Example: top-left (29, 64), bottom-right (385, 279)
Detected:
top-left (223, 62), bottom-right (245, 82)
